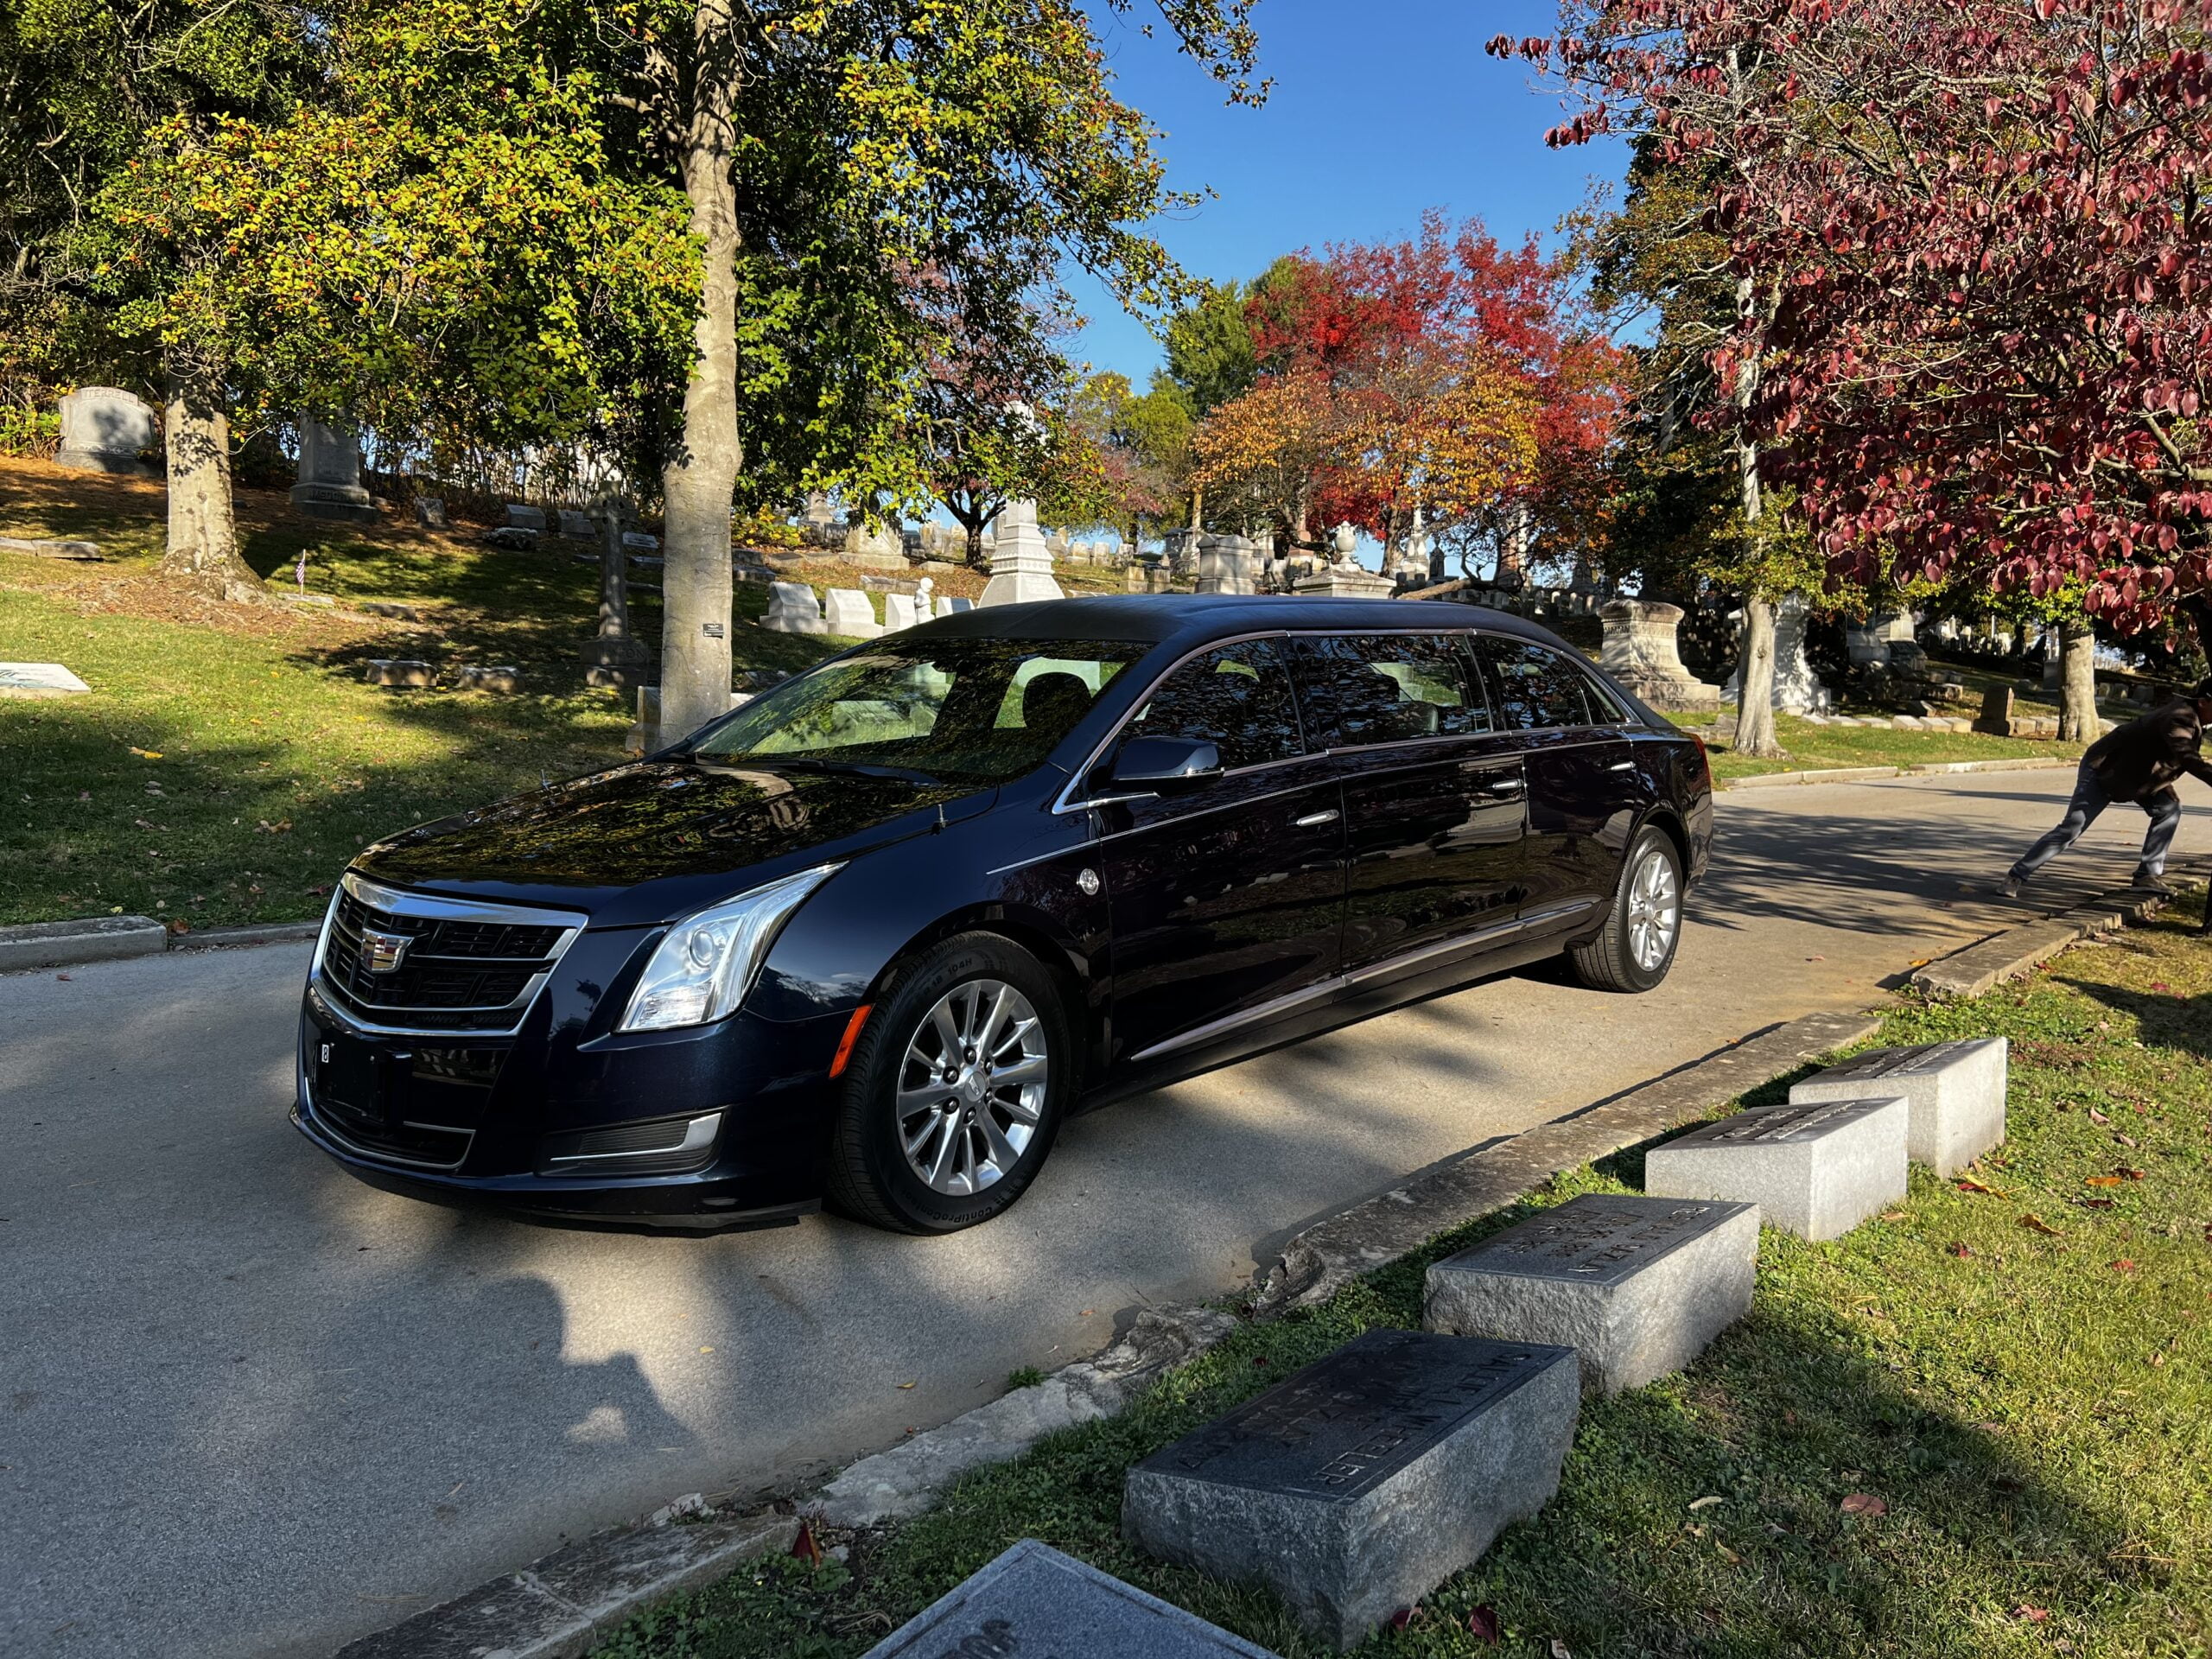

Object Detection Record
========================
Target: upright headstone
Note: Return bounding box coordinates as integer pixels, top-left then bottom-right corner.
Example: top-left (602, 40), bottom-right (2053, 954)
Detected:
top-left (861, 1541), bottom-right (1278, 1659)
top-left (289, 417), bottom-right (378, 523)
top-left (505, 503), bottom-right (547, 532)
top-left (54, 386), bottom-right (158, 475)
top-left (979, 500), bottom-right (1065, 607)
top-left (940, 594), bottom-right (976, 618)
top-left (1424, 1194), bottom-right (1759, 1396)
top-left (763, 580), bottom-right (829, 634)
top-left (1789, 1039), bottom-right (2007, 1176)
top-left (557, 508), bottom-right (595, 540)
top-left (1646, 1097), bottom-right (1910, 1241)
top-left (822, 588), bottom-right (883, 639)
top-left (1122, 1330), bottom-right (1579, 1649)
top-left (1193, 532), bottom-right (1261, 595)
top-left (880, 591), bottom-right (920, 632)
top-left (1599, 600), bottom-right (1722, 712)
top-left (412, 497), bottom-right (449, 530)
top-left (1047, 527), bottom-right (1074, 563)
top-left (1974, 684), bottom-right (2016, 736)
top-left (1723, 593), bottom-right (1830, 715)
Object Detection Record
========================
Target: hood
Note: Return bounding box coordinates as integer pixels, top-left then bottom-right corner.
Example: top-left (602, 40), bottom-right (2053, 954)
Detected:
top-left (351, 759), bottom-right (996, 925)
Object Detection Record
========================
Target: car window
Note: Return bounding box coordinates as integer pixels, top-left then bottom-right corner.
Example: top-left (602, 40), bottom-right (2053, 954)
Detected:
top-left (1476, 636), bottom-right (1595, 731)
top-left (1573, 663), bottom-right (1638, 726)
top-left (691, 637), bottom-right (1147, 783)
top-left (1126, 638), bottom-right (1305, 772)
top-left (1291, 633), bottom-right (1492, 747)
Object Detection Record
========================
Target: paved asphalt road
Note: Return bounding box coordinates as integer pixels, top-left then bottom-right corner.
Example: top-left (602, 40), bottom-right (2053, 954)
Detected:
top-left (4, 768), bottom-right (2207, 1657)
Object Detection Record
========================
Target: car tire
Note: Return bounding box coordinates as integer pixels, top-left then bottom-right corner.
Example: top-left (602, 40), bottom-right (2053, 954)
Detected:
top-left (1570, 826), bottom-right (1685, 994)
top-left (824, 931), bottom-right (1072, 1234)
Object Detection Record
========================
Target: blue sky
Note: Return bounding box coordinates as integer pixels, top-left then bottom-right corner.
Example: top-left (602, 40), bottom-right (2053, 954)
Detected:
top-left (1067, 0), bottom-right (1629, 385)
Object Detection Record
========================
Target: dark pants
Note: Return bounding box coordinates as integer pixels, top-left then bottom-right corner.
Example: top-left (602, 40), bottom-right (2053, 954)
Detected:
top-left (2010, 760), bottom-right (2181, 884)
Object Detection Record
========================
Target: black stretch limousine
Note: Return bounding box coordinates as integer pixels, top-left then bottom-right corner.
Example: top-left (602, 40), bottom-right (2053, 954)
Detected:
top-left (294, 595), bottom-right (1713, 1233)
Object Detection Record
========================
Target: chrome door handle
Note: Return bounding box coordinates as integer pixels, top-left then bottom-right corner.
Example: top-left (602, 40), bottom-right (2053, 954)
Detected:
top-left (1608, 760), bottom-right (1637, 772)
top-left (1480, 776), bottom-right (1524, 795)
top-left (1294, 808), bottom-right (1339, 828)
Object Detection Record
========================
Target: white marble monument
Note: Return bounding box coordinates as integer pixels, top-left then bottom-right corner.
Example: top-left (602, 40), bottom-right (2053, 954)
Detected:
top-left (55, 387), bottom-right (158, 476)
top-left (978, 500), bottom-right (1064, 607)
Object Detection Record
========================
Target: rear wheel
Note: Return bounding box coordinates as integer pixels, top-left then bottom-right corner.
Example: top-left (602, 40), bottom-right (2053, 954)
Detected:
top-left (825, 932), bottom-right (1071, 1233)
top-left (1570, 827), bottom-right (1683, 993)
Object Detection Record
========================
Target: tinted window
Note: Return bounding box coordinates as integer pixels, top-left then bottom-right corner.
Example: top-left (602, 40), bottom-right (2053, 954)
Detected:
top-left (692, 636), bottom-right (1146, 783)
top-left (1293, 633), bottom-right (1492, 747)
top-left (1477, 637), bottom-right (1594, 731)
top-left (1126, 638), bottom-right (1305, 772)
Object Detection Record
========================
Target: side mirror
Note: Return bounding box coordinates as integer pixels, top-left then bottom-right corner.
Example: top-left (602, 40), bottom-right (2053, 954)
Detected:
top-left (1107, 735), bottom-right (1224, 794)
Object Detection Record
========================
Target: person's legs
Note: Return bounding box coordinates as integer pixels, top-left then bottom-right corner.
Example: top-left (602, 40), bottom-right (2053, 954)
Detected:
top-left (2133, 789), bottom-right (2183, 885)
top-left (2006, 760), bottom-right (2111, 887)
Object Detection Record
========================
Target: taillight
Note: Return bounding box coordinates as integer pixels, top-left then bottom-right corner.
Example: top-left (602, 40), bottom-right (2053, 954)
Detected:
top-left (1688, 733), bottom-right (1713, 786)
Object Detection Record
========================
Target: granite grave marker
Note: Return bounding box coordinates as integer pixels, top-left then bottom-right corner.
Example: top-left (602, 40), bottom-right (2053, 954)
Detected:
top-left (1789, 1039), bottom-right (2007, 1177)
top-left (1646, 1097), bottom-right (1909, 1241)
top-left (861, 1539), bottom-right (1278, 1659)
top-left (1122, 1329), bottom-right (1578, 1649)
top-left (1424, 1194), bottom-right (1758, 1396)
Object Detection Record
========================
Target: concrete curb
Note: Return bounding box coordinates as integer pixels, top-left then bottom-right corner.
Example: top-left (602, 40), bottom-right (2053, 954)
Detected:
top-left (333, 1510), bottom-right (798, 1659)
top-left (1719, 756), bottom-right (2069, 791)
top-left (1252, 1007), bottom-right (1883, 1315)
top-left (0, 914), bottom-right (166, 973)
top-left (0, 915), bottom-right (323, 974)
top-left (1908, 862), bottom-right (2208, 998)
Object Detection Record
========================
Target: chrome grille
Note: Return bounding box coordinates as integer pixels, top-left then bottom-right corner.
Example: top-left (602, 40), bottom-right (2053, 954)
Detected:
top-left (314, 873), bottom-right (583, 1036)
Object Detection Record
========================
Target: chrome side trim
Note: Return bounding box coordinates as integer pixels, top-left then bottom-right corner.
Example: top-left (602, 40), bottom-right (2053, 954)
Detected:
top-left (1126, 898), bottom-right (1600, 1066)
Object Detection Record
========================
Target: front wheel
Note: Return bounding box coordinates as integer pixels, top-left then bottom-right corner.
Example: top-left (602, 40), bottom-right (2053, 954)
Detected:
top-left (1570, 827), bottom-right (1684, 994)
top-left (824, 932), bottom-right (1071, 1233)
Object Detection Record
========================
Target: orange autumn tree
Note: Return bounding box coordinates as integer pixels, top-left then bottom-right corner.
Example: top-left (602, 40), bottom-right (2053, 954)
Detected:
top-left (1341, 350), bottom-right (1539, 573)
top-left (1190, 369), bottom-right (1342, 542)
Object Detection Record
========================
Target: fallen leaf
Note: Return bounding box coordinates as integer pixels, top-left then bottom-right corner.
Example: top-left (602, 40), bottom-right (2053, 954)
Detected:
top-left (1688, 1495), bottom-right (1723, 1511)
top-left (2081, 1198), bottom-right (2116, 1211)
top-left (1955, 1178), bottom-right (2006, 1197)
top-left (1947, 1241), bottom-right (1974, 1257)
top-left (1840, 1493), bottom-right (1888, 1516)
top-left (790, 1520), bottom-right (823, 1567)
top-left (2018, 1213), bottom-right (2065, 1236)
top-left (1549, 1639), bottom-right (1574, 1659)
top-left (128, 747), bottom-right (162, 760)
top-left (2112, 1259), bottom-right (2138, 1273)
top-left (1806, 954), bottom-right (1825, 962)
top-left (2115, 1133), bottom-right (2139, 1148)
top-left (1881, 1211), bottom-right (1908, 1222)
top-left (1467, 1605), bottom-right (1501, 1643)
top-left (2012, 1604), bottom-right (2050, 1624)
top-left (2086, 1175), bottom-right (2126, 1188)
top-left (698, 1346), bottom-right (713, 1354)
top-left (1908, 957), bottom-right (1931, 968)
top-left (54, 973), bottom-right (71, 982)
top-left (2151, 1351), bottom-right (2167, 1368)
top-left (2152, 982), bottom-right (2171, 992)
top-left (2115, 1167), bottom-right (2146, 1181)
top-left (897, 1381), bottom-right (916, 1389)
top-left (1387, 1608), bottom-right (1414, 1631)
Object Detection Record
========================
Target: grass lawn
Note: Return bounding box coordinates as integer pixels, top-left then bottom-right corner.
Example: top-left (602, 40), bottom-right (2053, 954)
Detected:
top-left (0, 459), bottom-right (845, 928)
top-left (596, 896), bottom-right (2212, 1659)
top-left (1684, 711), bottom-right (2088, 784)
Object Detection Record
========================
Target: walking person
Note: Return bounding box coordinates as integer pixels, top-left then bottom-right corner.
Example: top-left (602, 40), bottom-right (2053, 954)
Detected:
top-left (2003, 677), bottom-right (2212, 897)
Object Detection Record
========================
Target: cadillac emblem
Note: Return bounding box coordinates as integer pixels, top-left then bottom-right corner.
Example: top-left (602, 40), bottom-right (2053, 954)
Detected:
top-left (359, 927), bottom-right (413, 974)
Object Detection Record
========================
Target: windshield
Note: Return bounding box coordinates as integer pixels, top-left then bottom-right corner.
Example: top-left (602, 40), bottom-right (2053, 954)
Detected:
top-left (689, 635), bottom-right (1150, 784)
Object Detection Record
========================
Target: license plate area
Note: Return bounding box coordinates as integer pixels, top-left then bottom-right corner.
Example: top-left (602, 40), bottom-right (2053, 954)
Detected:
top-left (309, 1031), bottom-right (492, 1170)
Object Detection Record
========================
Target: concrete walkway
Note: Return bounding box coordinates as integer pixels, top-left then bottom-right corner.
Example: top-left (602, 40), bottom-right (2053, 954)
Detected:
top-left (2, 769), bottom-right (2203, 1657)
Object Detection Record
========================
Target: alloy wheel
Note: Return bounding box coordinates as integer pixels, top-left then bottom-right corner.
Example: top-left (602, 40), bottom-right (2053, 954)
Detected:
top-left (895, 978), bottom-right (1049, 1196)
top-left (1625, 847), bottom-right (1681, 972)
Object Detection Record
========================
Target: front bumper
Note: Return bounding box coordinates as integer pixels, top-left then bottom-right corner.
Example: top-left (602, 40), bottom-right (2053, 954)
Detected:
top-left (292, 971), bottom-right (843, 1224)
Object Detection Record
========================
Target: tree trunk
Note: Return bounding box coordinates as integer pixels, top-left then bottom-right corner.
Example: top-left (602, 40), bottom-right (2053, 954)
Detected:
top-left (1734, 594), bottom-right (1783, 757)
top-left (2058, 616), bottom-right (2099, 742)
top-left (658, 0), bottom-right (744, 746)
top-left (1188, 482), bottom-right (1203, 537)
top-left (598, 507), bottom-right (632, 645)
top-left (160, 367), bottom-right (259, 601)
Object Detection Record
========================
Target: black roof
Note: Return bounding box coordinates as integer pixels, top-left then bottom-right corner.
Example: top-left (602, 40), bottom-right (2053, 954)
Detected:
top-left (918, 592), bottom-right (1567, 650)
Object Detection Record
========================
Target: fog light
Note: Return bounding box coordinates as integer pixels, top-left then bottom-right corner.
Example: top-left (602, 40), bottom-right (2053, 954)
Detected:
top-left (537, 1111), bottom-right (723, 1175)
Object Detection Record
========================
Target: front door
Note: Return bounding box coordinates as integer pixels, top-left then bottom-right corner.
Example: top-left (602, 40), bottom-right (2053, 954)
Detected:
top-left (1288, 632), bottom-right (1526, 975)
top-left (1471, 633), bottom-right (1637, 922)
top-left (1094, 637), bottom-right (1347, 1066)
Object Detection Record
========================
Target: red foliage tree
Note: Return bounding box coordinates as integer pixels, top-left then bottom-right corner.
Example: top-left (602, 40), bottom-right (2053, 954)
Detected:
top-left (1500, 0), bottom-right (2212, 639)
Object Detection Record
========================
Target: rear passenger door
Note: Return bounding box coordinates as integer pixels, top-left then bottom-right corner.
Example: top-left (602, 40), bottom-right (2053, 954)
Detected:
top-left (1290, 632), bottom-right (1526, 976)
top-left (1471, 634), bottom-right (1640, 924)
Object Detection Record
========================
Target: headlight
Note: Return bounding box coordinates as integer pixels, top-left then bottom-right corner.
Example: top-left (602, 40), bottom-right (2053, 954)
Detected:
top-left (620, 863), bottom-right (840, 1033)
